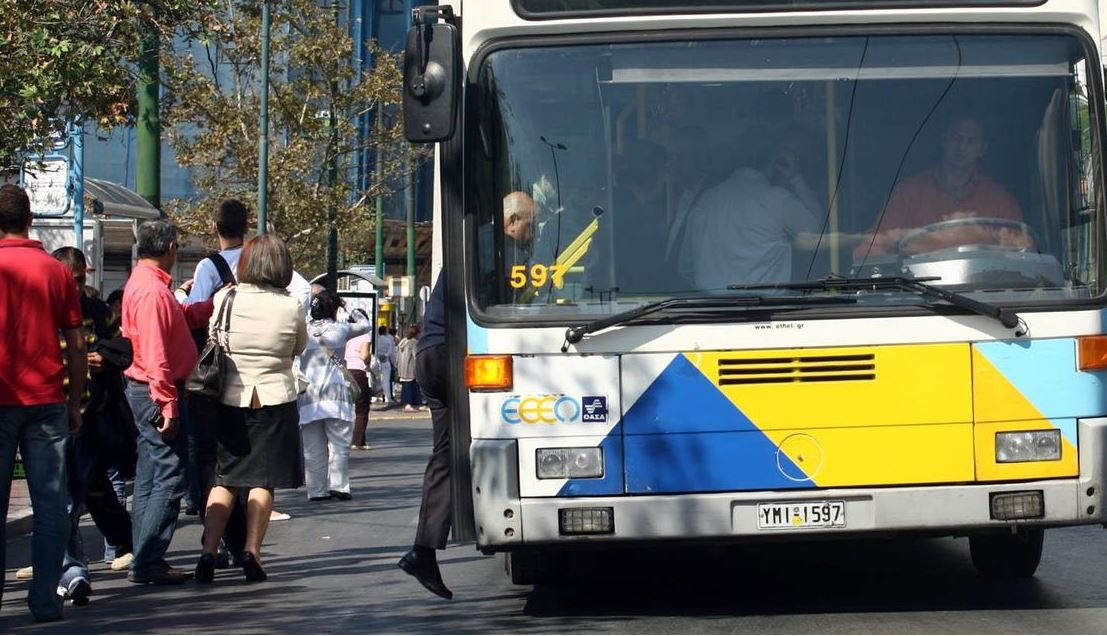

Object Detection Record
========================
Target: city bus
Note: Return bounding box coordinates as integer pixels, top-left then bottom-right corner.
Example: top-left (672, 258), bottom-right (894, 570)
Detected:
top-left (402, 0), bottom-right (1107, 582)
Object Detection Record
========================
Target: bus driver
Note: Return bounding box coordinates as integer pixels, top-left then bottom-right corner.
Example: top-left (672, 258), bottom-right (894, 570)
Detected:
top-left (853, 115), bottom-right (1032, 261)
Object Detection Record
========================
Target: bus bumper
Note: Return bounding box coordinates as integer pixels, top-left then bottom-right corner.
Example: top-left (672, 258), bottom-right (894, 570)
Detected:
top-left (472, 417), bottom-right (1107, 549)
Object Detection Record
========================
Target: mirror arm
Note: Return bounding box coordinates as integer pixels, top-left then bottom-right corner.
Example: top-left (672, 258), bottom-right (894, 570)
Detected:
top-left (410, 5), bottom-right (458, 98)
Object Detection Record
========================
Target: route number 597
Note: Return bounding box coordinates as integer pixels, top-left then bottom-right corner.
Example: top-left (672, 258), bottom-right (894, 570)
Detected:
top-left (510, 264), bottom-right (568, 290)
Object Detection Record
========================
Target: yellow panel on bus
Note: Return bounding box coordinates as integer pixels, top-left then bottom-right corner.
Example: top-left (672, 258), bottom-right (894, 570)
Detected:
top-left (686, 344), bottom-right (973, 430)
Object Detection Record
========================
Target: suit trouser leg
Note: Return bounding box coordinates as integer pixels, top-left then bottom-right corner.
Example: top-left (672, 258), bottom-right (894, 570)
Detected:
top-left (414, 344), bottom-right (451, 550)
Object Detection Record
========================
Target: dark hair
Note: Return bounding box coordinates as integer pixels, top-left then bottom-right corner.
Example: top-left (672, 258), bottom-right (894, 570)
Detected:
top-left (310, 288), bottom-right (341, 321)
top-left (238, 234), bottom-right (293, 288)
top-left (378, 324), bottom-right (389, 335)
top-left (51, 246), bottom-right (87, 272)
top-left (136, 220), bottom-right (178, 258)
top-left (107, 289), bottom-right (124, 306)
top-left (0, 184), bottom-right (32, 234)
top-left (405, 324), bottom-right (420, 339)
top-left (215, 199), bottom-right (249, 239)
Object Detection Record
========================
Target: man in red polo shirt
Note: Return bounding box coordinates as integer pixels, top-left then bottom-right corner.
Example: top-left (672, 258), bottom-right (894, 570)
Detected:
top-left (121, 220), bottom-right (213, 585)
top-left (0, 184), bottom-right (86, 622)
top-left (854, 115), bottom-right (1031, 260)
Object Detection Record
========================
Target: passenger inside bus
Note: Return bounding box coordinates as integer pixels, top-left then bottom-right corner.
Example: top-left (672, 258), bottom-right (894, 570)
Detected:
top-left (852, 114), bottom-right (1033, 263)
top-left (502, 191), bottom-right (537, 268)
top-left (611, 139), bottom-right (669, 293)
top-left (676, 125), bottom-right (822, 290)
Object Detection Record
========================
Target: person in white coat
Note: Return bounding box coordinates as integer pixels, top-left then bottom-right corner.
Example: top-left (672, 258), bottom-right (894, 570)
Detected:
top-left (298, 289), bottom-right (371, 501)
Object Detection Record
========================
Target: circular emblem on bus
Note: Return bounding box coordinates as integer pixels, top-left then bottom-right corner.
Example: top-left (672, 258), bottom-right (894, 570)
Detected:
top-left (776, 433), bottom-right (823, 482)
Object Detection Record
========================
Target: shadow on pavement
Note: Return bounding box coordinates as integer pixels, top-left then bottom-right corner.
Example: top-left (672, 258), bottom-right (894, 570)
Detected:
top-left (519, 536), bottom-right (1075, 619)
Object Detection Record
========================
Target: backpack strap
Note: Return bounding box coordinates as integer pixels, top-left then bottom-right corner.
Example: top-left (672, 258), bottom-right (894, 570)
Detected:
top-left (208, 253), bottom-right (236, 288)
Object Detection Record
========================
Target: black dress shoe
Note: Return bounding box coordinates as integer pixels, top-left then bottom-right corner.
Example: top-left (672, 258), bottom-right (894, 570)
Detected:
top-left (308, 495), bottom-right (333, 502)
top-left (241, 551), bottom-right (267, 582)
top-left (329, 490), bottom-right (352, 501)
top-left (398, 549), bottom-right (453, 600)
top-left (195, 553), bottom-right (215, 584)
top-left (128, 565), bottom-right (191, 585)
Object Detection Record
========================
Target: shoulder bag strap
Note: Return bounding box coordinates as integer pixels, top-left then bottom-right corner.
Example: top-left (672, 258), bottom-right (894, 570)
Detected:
top-left (213, 290), bottom-right (237, 351)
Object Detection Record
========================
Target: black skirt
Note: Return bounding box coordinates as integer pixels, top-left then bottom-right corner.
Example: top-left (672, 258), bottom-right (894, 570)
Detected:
top-left (215, 401), bottom-right (304, 489)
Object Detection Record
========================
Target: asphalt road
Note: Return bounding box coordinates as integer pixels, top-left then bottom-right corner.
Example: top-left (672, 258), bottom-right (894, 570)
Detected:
top-left (3, 417), bottom-right (1107, 634)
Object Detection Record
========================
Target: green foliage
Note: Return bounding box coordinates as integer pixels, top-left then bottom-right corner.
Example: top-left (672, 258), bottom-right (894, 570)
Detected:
top-left (161, 0), bottom-right (421, 277)
top-left (0, 0), bottom-right (212, 172)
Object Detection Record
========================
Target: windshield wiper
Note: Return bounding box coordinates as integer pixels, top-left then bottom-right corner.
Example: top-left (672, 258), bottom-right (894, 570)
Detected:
top-left (728, 275), bottom-right (1024, 334)
top-left (561, 294), bottom-right (857, 351)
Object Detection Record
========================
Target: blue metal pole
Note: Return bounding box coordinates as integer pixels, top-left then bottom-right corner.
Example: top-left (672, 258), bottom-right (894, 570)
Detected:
top-left (70, 120), bottom-right (84, 249)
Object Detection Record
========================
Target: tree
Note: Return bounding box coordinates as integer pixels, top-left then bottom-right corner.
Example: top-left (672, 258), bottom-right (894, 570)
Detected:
top-left (161, 0), bottom-right (419, 277)
top-left (0, 0), bottom-right (210, 173)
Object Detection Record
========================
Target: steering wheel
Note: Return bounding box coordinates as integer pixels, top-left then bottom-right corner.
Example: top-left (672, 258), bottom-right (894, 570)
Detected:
top-left (896, 216), bottom-right (1036, 257)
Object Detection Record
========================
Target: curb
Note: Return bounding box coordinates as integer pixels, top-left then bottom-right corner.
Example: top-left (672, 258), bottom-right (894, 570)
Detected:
top-left (371, 411), bottom-right (428, 420)
top-left (6, 507), bottom-right (34, 539)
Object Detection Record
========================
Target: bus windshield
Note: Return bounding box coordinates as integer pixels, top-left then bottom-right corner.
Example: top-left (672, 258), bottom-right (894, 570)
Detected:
top-left (469, 33), bottom-right (1104, 320)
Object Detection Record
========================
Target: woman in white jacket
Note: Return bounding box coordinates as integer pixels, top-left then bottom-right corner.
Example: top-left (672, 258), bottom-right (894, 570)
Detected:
top-left (298, 288), bottom-right (372, 501)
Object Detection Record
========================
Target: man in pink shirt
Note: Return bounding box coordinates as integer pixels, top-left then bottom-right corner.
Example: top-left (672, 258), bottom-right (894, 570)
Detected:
top-left (0, 185), bottom-right (86, 621)
top-left (122, 220), bottom-right (213, 585)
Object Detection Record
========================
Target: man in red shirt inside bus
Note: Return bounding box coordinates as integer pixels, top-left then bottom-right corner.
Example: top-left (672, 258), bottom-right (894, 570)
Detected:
top-left (854, 115), bottom-right (1032, 262)
top-left (121, 220), bottom-right (214, 585)
top-left (0, 184), bottom-right (86, 622)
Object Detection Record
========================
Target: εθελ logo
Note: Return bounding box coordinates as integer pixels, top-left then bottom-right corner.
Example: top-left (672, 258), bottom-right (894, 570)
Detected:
top-left (501, 395), bottom-right (581, 425)
top-left (581, 396), bottom-right (608, 422)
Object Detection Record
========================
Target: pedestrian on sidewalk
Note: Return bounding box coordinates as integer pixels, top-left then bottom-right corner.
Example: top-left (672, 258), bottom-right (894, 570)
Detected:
top-left (122, 220), bottom-right (215, 585)
top-left (51, 247), bottom-right (137, 606)
top-left (195, 235), bottom-right (306, 584)
top-left (0, 185), bottom-right (87, 621)
top-left (397, 325), bottom-right (423, 412)
top-left (398, 270), bottom-right (454, 599)
top-left (298, 289), bottom-right (372, 501)
top-left (345, 332), bottom-right (373, 450)
top-left (183, 199), bottom-right (250, 567)
top-left (375, 325), bottom-right (397, 405)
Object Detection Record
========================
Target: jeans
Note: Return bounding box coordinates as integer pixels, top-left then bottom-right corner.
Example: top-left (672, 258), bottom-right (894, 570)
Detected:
top-left (0, 404), bottom-right (70, 620)
top-left (103, 466), bottom-right (127, 562)
top-left (400, 379), bottom-right (423, 408)
top-left (379, 361), bottom-right (394, 403)
top-left (125, 383), bottom-right (187, 572)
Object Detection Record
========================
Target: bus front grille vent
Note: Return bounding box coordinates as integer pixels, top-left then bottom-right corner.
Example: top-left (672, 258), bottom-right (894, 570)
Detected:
top-left (716, 353), bottom-right (876, 386)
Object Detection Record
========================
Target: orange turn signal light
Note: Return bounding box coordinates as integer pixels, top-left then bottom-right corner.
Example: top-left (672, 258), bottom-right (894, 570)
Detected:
top-left (1078, 336), bottom-right (1107, 371)
top-left (465, 355), bottom-right (513, 391)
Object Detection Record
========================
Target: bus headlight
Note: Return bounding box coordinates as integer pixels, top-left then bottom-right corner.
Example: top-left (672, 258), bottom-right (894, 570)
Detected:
top-left (536, 448), bottom-right (603, 479)
top-left (996, 430), bottom-right (1061, 463)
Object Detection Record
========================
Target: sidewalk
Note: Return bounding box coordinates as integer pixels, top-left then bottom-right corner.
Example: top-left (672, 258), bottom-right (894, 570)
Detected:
top-left (4, 409), bottom-right (427, 539)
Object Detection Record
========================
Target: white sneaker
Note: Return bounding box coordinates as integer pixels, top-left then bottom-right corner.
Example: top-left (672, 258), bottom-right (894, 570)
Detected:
top-left (16, 565), bottom-right (32, 580)
top-left (270, 510), bottom-right (291, 522)
top-left (109, 553), bottom-right (134, 572)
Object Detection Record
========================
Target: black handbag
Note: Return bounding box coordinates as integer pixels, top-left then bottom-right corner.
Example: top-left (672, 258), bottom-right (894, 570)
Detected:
top-left (187, 290), bottom-right (236, 399)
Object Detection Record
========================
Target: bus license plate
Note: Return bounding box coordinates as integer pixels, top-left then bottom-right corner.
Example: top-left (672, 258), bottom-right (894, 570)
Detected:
top-left (757, 501), bottom-right (846, 530)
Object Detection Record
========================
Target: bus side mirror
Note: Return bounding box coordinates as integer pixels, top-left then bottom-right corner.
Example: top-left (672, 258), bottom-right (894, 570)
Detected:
top-left (403, 18), bottom-right (461, 143)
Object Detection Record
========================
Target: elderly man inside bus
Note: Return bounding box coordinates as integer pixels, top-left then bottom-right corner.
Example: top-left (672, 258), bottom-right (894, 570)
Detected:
top-left (852, 114), bottom-right (1033, 262)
